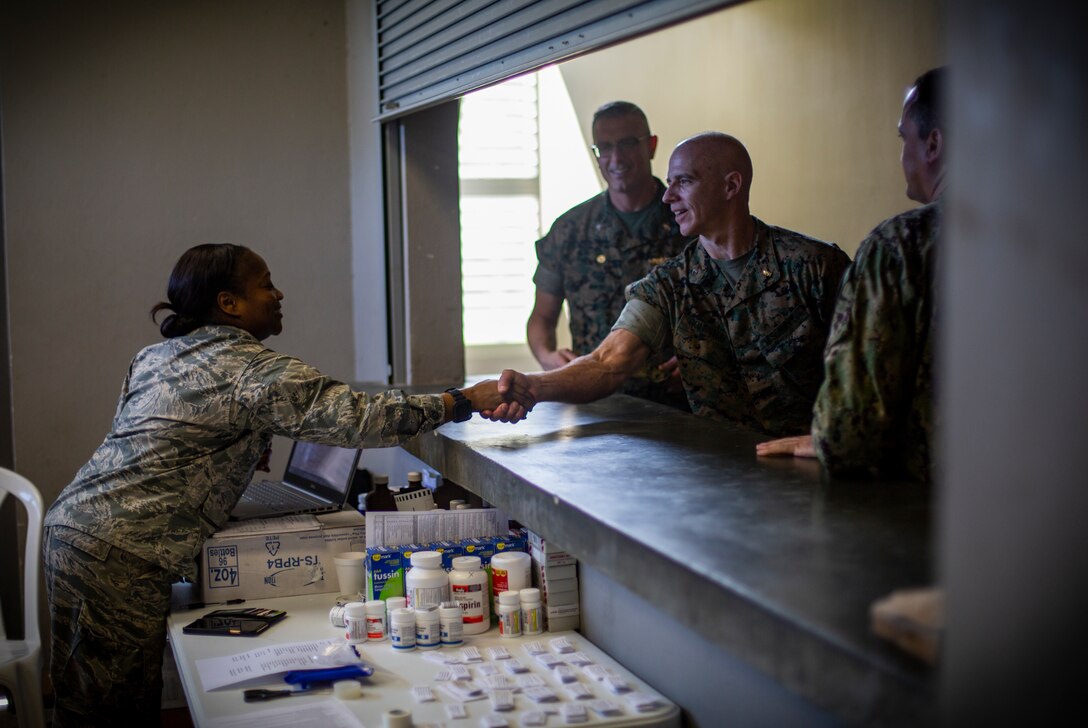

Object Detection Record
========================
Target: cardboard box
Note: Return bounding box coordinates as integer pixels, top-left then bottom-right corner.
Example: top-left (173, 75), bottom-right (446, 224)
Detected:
top-left (432, 541), bottom-right (465, 570)
top-left (546, 602), bottom-right (581, 632)
top-left (200, 510), bottom-right (366, 601)
top-left (538, 563), bottom-right (578, 582)
top-left (493, 534), bottom-right (527, 554)
top-left (546, 603), bottom-right (581, 619)
top-left (461, 536), bottom-right (501, 581)
top-left (530, 546), bottom-right (577, 568)
top-left (542, 578), bottom-right (579, 607)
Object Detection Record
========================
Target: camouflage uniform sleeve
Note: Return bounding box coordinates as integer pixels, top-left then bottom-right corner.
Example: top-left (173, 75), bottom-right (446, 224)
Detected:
top-left (234, 350), bottom-right (446, 448)
top-left (624, 263), bottom-right (677, 327)
top-left (811, 235), bottom-right (908, 475)
top-left (612, 299), bottom-right (669, 352)
top-left (817, 245), bottom-right (852, 327)
top-left (532, 225), bottom-right (565, 297)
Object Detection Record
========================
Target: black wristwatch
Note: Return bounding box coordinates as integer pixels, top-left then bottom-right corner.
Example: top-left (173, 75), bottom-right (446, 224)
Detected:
top-left (445, 387), bottom-right (473, 423)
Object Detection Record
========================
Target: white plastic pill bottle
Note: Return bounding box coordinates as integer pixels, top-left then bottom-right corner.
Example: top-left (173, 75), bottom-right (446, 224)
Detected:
top-left (490, 551), bottom-right (531, 606)
top-left (365, 600), bottom-right (387, 640)
top-left (389, 607), bottom-right (417, 650)
top-left (519, 587), bottom-right (544, 636)
top-left (449, 555), bottom-right (490, 635)
top-left (406, 551), bottom-right (450, 609)
top-left (344, 601), bottom-right (368, 645)
top-left (497, 590), bottom-right (522, 638)
top-left (439, 601), bottom-right (464, 646)
top-left (414, 604), bottom-right (440, 649)
top-left (385, 596), bottom-right (407, 622)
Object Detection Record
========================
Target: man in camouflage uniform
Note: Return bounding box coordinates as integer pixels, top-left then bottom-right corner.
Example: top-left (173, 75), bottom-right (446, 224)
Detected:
top-left (757, 67), bottom-right (946, 480)
top-left (495, 132), bottom-right (850, 436)
top-left (527, 101), bottom-right (689, 410)
top-left (43, 245), bottom-right (518, 726)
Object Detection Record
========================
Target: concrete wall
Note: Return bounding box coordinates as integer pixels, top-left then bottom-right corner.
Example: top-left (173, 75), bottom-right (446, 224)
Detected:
top-left (580, 563), bottom-right (842, 727)
top-left (559, 0), bottom-right (942, 257)
top-left (0, 0), bottom-right (364, 503)
top-left (941, 0), bottom-right (1088, 723)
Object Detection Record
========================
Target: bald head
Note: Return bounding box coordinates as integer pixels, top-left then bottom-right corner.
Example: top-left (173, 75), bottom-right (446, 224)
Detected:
top-left (675, 132), bottom-right (753, 198)
top-left (664, 132), bottom-right (754, 240)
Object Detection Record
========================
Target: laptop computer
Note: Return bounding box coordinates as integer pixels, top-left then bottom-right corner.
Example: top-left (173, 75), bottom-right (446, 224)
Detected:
top-left (230, 440), bottom-right (362, 520)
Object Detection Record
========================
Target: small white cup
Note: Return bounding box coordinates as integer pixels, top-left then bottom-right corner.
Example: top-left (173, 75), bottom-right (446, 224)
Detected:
top-left (333, 551), bottom-right (366, 596)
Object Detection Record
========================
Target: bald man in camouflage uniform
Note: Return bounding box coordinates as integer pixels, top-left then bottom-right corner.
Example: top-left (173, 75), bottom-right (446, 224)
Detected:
top-left (495, 132), bottom-right (850, 436)
top-left (758, 68), bottom-right (946, 480)
top-left (528, 101), bottom-right (689, 410)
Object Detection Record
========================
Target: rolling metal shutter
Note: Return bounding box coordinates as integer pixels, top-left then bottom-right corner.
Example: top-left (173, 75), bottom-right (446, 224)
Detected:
top-left (374, 0), bottom-right (740, 120)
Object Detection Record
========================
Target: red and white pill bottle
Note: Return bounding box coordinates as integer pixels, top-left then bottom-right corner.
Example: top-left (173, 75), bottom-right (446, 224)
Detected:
top-left (449, 555), bottom-right (490, 635)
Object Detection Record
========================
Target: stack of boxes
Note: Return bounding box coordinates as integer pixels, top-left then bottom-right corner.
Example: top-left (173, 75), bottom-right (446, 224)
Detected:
top-left (527, 529), bottom-right (580, 631)
top-left (365, 534), bottom-right (526, 605)
top-left (364, 529), bottom-right (581, 633)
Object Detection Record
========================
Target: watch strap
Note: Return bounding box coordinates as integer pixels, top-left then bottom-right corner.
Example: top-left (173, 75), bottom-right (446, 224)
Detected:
top-left (445, 387), bottom-right (472, 423)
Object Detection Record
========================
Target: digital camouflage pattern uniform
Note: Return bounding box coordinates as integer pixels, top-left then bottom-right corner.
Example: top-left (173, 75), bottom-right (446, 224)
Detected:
top-left (44, 324), bottom-right (446, 725)
top-left (812, 201), bottom-right (941, 482)
top-left (533, 180), bottom-right (690, 409)
top-left (616, 217), bottom-right (850, 436)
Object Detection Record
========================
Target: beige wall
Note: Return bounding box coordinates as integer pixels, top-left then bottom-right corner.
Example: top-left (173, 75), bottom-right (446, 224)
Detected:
top-left (1, 0), bottom-right (356, 503)
top-left (559, 0), bottom-right (943, 256)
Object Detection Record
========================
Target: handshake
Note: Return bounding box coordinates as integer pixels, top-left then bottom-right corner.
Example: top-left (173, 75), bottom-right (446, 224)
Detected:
top-left (462, 370), bottom-right (539, 423)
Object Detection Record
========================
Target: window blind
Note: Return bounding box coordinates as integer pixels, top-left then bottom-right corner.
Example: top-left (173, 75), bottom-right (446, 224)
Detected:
top-left (374, 0), bottom-right (739, 120)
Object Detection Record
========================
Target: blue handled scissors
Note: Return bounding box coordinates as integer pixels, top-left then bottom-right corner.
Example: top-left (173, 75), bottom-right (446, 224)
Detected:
top-left (283, 663), bottom-right (373, 688)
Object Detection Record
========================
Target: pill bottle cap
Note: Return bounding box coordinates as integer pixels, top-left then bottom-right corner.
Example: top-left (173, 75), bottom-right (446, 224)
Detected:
top-left (451, 556), bottom-right (482, 572)
top-left (410, 551), bottom-right (443, 569)
top-left (519, 588), bottom-right (541, 603)
top-left (407, 471), bottom-right (422, 483)
top-left (365, 600), bottom-right (385, 614)
top-left (386, 597), bottom-right (407, 611)
top-left (449, 499), bottom-right (466, 507)
top-left (415, 604), bottom-right (439, 621)
top-left (344, 601), bottom-right (367, 617)
top-left (373, 473), bottom-right (389, 485)
top-left (491, 551), bottom-right (530, 566)
top-left (390, 607), bottom-right (415, 624)
top-left (499, 590), bottom-right (521, 606)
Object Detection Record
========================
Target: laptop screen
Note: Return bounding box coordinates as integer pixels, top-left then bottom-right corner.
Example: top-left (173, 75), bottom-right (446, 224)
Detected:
top-left (283, 441), bottom-right (360, 500)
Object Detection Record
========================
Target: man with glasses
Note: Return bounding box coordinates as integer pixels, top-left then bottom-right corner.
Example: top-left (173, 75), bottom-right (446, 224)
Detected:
top-left (493, 132), bottom-right (850, 436)
top-left (527, 101), bottom-right (689, 410)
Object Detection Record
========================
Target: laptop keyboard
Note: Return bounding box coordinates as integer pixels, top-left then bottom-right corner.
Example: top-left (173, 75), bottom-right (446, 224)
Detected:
top-left (241, 479), bottom-right (324, 508)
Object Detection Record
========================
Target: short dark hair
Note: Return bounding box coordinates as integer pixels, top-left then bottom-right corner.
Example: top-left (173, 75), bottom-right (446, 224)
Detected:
top-left (150, 243), bottom-right (253, 338)
top-left (591, 101), bottom-right (650, 135)
top-left (908, 67), bottom-right (946, 140)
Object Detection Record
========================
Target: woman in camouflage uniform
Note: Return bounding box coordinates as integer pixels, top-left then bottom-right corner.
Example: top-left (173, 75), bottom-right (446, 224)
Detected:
top-left (42, 244), bottom-right (512, 726)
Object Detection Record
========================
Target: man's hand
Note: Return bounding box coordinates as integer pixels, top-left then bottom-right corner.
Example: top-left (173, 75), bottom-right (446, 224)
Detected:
top-left (756, 435), bottom-right (817, 459)
top-left (538, 348), bottom-right (577, 370)
top-left (657, 355), bottom-right (684, 393)
top-left (473, 371), bottom-right (536, 423)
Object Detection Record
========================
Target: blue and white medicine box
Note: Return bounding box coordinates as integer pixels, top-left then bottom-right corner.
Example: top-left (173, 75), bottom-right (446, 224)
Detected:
top-left (366, 545), bottom-right (405, 602)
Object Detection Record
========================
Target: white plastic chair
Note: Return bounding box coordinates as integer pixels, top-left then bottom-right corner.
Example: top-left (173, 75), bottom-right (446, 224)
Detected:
top-left (0, 467), bottom-right (45, 728)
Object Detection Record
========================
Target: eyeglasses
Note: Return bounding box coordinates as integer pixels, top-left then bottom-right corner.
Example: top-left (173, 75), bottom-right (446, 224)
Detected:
top-left (590, 135), bottom-right (650, 159)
